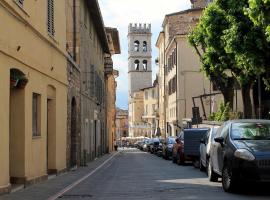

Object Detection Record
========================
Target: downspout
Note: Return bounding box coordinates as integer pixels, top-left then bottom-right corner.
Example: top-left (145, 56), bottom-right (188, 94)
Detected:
top-left (163, 35), bottom-right (167, 138)
top-left (73, 0), bottom-right (77, 61)
top-left (174, 38), bottom-right (178, 133)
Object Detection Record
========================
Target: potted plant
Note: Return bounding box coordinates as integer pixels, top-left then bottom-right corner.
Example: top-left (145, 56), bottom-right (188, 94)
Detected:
top-left (17, 77), bottom-right (28, 89)
top-left (10, 77), bottom-right (19, 88)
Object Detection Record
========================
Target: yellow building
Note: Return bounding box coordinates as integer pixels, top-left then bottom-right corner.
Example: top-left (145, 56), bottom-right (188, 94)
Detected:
top-left (141, 83), bottom-right (159, 138)
top-left (128, 91), bottom-right (145, 137)
top-left (0, 0), bottom-right (67, 193)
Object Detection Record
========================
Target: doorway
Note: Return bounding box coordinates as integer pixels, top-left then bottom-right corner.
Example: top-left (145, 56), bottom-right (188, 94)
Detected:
top-left (70, 97), bottom-right (77, 167)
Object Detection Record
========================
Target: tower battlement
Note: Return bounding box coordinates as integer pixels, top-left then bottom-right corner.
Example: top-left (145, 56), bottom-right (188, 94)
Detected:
top-left (128, 23), bottom-right (151, 34)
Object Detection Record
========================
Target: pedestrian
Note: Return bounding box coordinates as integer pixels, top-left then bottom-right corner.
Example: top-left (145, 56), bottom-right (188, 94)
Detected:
top-left (114, 139), bottom-right (118, 151)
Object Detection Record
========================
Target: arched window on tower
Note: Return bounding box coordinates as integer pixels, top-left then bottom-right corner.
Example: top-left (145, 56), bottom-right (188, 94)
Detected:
top-left (143, 41), bottom-right (147, 52)
top-left (142, 60), bottom-right (147, 71)
top-left (134, 40), bottom-right (140, 52)
top-left (134, 60), bottom-right (140, 70)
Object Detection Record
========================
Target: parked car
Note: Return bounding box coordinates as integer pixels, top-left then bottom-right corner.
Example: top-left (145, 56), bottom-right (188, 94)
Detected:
top-left (208, 120), bottom-right (270, 192)
top-left (142, 139), bottom-right (150, 151)
top-left (176, 128), bottom-right (209, 165)
top-left (162, 136), bottom-right (176, 160)
top-left (149, 138), bottom-right (161, 154)
top-left (156, 139), bottom-right (164, 157)
top-left (199, 127), bottom-right (218, 171)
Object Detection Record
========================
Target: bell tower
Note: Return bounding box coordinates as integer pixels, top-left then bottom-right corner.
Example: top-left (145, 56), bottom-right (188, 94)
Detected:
top-left (128, 23), bottom-right (152, 97)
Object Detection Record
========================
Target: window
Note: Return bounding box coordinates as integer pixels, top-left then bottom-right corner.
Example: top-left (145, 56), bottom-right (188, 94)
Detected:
top-left (152, 104), bottom-right (156, 114)
top-left (47, 0), bottom-right (55, 36)
top-left (134, 60), bottom-right (139, 70)
top-left (134, 40), bottom-right (140, 52)
top-left (32, 93), bottom-right (41, 137)
top-left (145, 105), bottom-right (148, 115)
top-left (152, 89), bottom-right (155, 98)
top-left (143, 41), bottom-right (147, 52)
top-left (142, 60), bottom-right (147, 71)
top-left (145, 91), bottom-right (148, 100)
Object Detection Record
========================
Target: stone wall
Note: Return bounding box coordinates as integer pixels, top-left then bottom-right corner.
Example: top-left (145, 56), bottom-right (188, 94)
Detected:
top-left (66, 59), bottom-right (81, 168)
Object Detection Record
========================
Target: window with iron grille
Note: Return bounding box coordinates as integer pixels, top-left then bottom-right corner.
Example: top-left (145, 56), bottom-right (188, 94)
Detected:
top-left (47, 0), bottom-right (55, 36)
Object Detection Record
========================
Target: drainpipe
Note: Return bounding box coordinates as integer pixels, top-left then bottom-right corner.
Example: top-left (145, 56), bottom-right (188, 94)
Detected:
top-left (73, 0), bottom-right (77, 61)
top-left (163, 35), bottom-right (167, 139)
top-left (174, 38), bottom-right (178, 132)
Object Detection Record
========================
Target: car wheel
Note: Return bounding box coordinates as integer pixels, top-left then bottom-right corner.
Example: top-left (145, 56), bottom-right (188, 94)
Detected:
top-left (222, 164), bottom-right (238, 193)
top-left (208, 161), bottom-right (218, 182)
top-left (199, 158), bottom-right (205, 172)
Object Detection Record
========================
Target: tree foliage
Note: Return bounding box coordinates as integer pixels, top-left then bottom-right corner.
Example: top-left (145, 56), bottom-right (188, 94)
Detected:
top-left (246, 0), bottom-right (270, 40)
top-left (188, 0), bottom-right (270, 118)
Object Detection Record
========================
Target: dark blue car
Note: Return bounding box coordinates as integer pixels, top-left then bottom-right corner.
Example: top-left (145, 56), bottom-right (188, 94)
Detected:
top-left (209, 120), bottom-right (270, 192)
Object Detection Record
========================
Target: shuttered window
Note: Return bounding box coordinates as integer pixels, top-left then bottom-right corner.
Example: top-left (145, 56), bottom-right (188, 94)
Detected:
top-left (47, 0), bottom-right (55, 36)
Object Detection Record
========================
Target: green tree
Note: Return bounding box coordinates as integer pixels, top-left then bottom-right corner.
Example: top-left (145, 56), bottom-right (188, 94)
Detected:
top-left (188, 3), bottom-right (235, 108)
top-left (246, 0), bottom-right (270, 40)
top-left (189, 0), bottom-right (270, 118)
top-left (219, 0), bottom-right (269, 118)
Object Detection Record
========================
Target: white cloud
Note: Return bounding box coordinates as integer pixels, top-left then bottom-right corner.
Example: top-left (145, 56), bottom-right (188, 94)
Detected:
top-left (99, 0), bottom-right (191, 108)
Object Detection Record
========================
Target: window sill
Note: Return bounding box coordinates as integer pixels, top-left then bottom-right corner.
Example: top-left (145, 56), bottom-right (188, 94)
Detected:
top-left (48, 33), bottom-right (59, 45)
top-left (32, 136), bottom-right (41, 140)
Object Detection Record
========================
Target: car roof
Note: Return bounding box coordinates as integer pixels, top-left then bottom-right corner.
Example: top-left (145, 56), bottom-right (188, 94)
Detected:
top-left (228, 119), bottom-right (270, 123)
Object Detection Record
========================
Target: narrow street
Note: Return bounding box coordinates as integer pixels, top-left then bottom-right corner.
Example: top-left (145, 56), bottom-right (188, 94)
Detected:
top-left (1, 148), bottom-right (270, 200)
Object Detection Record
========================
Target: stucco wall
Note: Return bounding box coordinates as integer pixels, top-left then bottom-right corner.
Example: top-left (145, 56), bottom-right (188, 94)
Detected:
top-left (0, 0), bottom-right (67, 190)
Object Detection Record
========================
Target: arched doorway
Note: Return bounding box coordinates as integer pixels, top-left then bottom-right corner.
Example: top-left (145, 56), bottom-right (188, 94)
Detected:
top-left (70, 97), bottom-right (77, 167)
top-left (9, 68), bottom-right (28, 183)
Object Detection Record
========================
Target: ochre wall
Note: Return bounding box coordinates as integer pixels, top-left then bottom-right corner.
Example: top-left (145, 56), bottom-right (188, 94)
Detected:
top-left (0, 0), bottom-right (67, 190)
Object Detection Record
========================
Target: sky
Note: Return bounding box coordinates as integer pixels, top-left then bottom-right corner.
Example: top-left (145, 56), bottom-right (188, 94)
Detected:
top-left (99, 0), bottom-right (191, 110)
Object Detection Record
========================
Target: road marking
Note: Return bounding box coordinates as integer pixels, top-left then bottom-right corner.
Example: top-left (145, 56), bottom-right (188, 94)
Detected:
top-left (47, 152), bottom-right (119, 200)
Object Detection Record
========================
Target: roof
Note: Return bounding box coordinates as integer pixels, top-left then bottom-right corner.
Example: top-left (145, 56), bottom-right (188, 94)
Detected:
top-left (140, 86), bottom-right (155, 91)
top-left (155, 31), bottom-right (164, 47)
top-left (162, 8), bottom-right (202, 27)
top-left (87, 0), bottom-right (110, 53)
top-left (105, 27), bottom-right (121, 54)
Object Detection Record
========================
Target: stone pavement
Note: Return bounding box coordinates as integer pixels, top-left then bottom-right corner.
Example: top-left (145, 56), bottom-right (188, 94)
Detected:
top-left (0, 152), bottom-right (117, 200)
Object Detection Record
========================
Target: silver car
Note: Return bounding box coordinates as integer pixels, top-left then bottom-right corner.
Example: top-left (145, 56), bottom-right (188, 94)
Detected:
top-left (199, 127), bottom-right (218, 171)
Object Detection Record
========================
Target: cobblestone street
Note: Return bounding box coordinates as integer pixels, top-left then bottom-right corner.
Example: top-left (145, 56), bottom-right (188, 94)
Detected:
top-left (1, 149), bottom-right (270, 200)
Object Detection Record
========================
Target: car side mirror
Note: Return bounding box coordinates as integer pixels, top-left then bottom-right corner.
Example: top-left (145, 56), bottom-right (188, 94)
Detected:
top-left (200, 138), bottom-right (205, 144)
top-left (214, 137), bottom-right (224, 144)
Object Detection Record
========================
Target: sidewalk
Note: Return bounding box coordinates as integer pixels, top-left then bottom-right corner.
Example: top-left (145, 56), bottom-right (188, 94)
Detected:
top-left (0, 152), bottom-right (117, 200)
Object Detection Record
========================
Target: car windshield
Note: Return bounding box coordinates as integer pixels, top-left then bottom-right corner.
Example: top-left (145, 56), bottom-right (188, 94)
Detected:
top-left (231, 122), bottom-right (270, 140)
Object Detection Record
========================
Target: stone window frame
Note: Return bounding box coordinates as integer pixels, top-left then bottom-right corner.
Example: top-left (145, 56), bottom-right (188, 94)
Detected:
top-left (32, 93), bottom-right (41, 137)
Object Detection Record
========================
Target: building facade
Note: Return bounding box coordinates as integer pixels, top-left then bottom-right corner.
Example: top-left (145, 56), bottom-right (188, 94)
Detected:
top-left (105, 27), bottom-right (121, 152)
top-left (0, 0), bottom-right (67, 193)
top-left (66, 0), bottom-right (81, 169)
top-left (78, 0), bottom-right (111, 164)
top-left (141, 83), bottom-right (159, 138)
top-left (156, 0), bottom-right (242, 137)
top-left (116, 109), bottom-right (129, 140)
